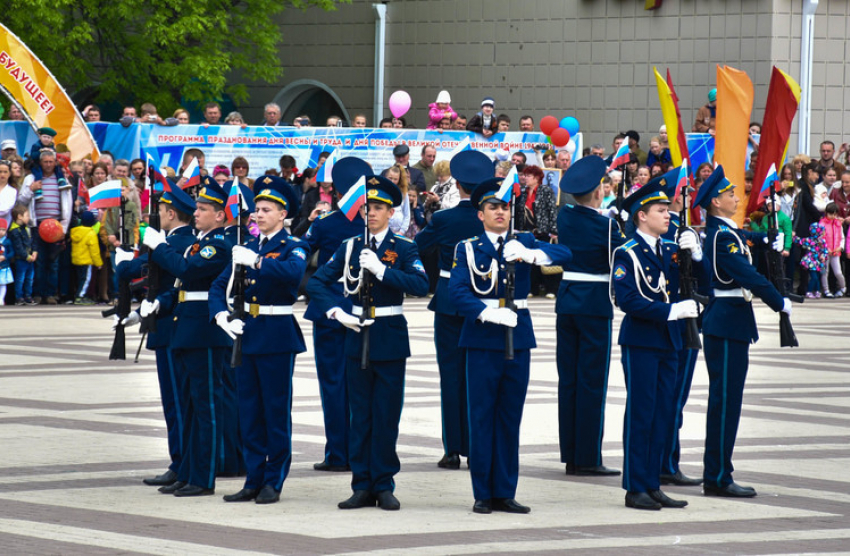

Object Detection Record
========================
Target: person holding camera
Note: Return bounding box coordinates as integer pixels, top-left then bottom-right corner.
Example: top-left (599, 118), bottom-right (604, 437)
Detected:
top-left (293, 174), bottom-right (339, 237)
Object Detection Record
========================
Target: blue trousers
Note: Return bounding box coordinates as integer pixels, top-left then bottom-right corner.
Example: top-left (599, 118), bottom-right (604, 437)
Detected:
top-left (172, 347), bottom-right (227, 489)
top-left (703, 335), bottom-right (749, 488)
top-left (434, 313), bottom-right (469, 457)
top-left (218, 355), bottom-right (244, 476)
top-left (661, 348), bottom-right (699, 475)
top-left (156, 348), bottom-right (183, 473)
top-left (236, 353), bottom-right (295, 491)
top-left (466, 348), bottom-right (530, 501)
top-left (556, 313), bottom-right (612, 466)
top-left (621, 345), bottom-right (677, 493)
top-left (313, 322), bottom-right (349, 466)
top-left (346, 357), bottom-right (405, 493)
top-left (14, 259), bottom-right (34, 299)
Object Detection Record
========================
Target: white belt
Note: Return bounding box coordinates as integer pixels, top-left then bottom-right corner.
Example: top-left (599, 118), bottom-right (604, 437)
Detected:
top-left (713, 288), bottom-right (752, 301)
top-left (562, 271), bottom-right (610, 283)
top-left (178, 291), bottom-right (208, 302)
top-left (439, 269), bottom-right (451, 279)
top-left (352, 305), bottom-right (404, 317)
top-left (243, 303), bottom-right (293, 317)
top-left (481, 299), bottom-right (529, 309)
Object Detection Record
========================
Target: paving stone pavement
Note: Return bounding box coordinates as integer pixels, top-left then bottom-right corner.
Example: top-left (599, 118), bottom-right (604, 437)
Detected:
top-left (0, 297), bottom-right (848, 555)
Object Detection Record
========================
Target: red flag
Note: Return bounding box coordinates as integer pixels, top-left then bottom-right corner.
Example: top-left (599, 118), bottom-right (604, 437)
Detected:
top-left (77, 178), bottom-right (90, 205)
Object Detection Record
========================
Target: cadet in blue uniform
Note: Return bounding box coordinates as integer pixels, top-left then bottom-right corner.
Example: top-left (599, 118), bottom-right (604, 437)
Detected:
top-left (612, 178), bottom-right (698, 510)
top-left (450, 178), bottom-right (572, 515)
top-left (142, 181), bottom-right (233, 497)
top-left (307, 175), bottom-right (429, 511)
top-left (209, 177), bottom-right (308, 505)
top-left (695, 166), bottom-right (790, 498)
top-left (659, 172), bottom-right (706, 487)
top-left (302, 157), bottom-right (371, 473)
top-left (414, 150), bottom-right (490, 469)
top-left (115, 182), bottom-right (197, 487)
top-left (555, 157), bottom-right (626, 476)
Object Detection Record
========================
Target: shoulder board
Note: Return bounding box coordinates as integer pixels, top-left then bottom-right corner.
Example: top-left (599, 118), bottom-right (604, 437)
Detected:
top-left (393, 234), bottom-right (414, 243)
top-left (717, 225), bottom-right (731, 233)
top-left (289, 236), bottom-right (301, 242)
top-left (661, 239), bottom-right (677, 246)
top-left (213, 234), bottom-right (225, 240)
top-left (342, 235), bottom-right (359, 244)
top-left (622, 239), bottom-right (638, 251)
top-left (461, 236), bottom-right (479, 244)
top-left (318, 210), bottom-right (337, 220)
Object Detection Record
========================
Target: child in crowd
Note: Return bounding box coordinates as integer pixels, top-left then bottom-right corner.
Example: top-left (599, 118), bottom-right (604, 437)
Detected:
top-left (70, 211), bottom-right (103, 305)
top-left (0, 218), bottom-right (13, 304)
top-left (427, 90), bottom-right (457, 130)
top-left (794, 221), bottom-right (829, 299)
top-left (27, 127), bottom-right (68, 200)
top-left (819, 203), bottom-right (846, 297)
top-left (7, 203), bottom-right (36, 305)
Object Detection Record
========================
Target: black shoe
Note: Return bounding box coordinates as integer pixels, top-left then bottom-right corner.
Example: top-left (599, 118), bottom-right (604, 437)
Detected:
top-left (566, 463), bottom-right (621, 476)
top-left (173, 484), bottom-right (215, 497)
top-left (648, 489), bottom-right (688, 508)
top-left (338, 490), bottom-right (377, 509)
top-left (158, 481), bottom-right (186, 494)
top-left (438, 453), bottom-right (461, 469)
top-left (255, 485), bottom-right (280, 505)
top-left (223, 488), bottom-right (259, 502)
top-left (660, 470), bottom-right (703, 486)
top-left (376, 490), bottom-right (401, 511)
top-left (703, 482), bottom-right (757, 498)
top-left (143, 469), bottom-right (178, 486)
top-left (313, 460), bottom-right (350, 472)
top-left (492, 498), bottom-right (530, 514)
top-left (625, 491), bottom-right (662, 510)
top-left (472, 499), bottom-right (492, 514)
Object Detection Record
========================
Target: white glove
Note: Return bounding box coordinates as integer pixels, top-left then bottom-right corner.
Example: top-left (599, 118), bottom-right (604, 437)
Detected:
top-left (359, 248), bottom-right (386, 277)
top-left (503, 239), bottom-right (535, 263)
top-left (142, 227), bottom-right (167, 250)
top-left (478, 306), bottom-right (518, 328)
top-left (232, 245), bottom-right (259, 268)
top-left (215, 311), bottom-right (244, 340)
top-left (668, 299), bottom-right (699, 321)
top-left (677, 229), bottom-right (703, 262)
top-left (604, 207), bottom-right (628, 221)
top-left (329, 307), bottom-right (374, 332)
top-left (140, 299), bottom-right (160, 318)
top-left (771, 233), bottom-right (785, 253)
top-left (121, 311), bottom-right (141, 327)
top-left (115, 247), bottom-right (135, 267)
top-left (781, 298), bottom-right (792, 316)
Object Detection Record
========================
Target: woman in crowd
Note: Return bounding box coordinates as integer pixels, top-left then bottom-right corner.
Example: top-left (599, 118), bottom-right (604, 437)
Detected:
top-left (385, 164), bottom-right (411, 234)
top-left (212, 165), bottom-right (231, 186)
top-left (231, 156), bottom-right (253, 190)
top-left (517, 164), bottom-right (558, 297)
top-left (225, 112), bottom-right (245, 126)
top-left (829, 171), bottom-right (850, 279)
top-left (0, 159), bottom-right (18, 226)
top-left (792, 161), bottom-right (825, 296)
top-left (645, 135), bottom-right (671, 169)
top-left (814, 167), bottom-right (838, 213)
top-left (172, 109), bottom-right (190, 124)
top-left (293, 171), bottom-right (338, 237)
top-left (792, 154), bottom-right (811, 180)
top-left (427, 160), bottom-right (458, 212)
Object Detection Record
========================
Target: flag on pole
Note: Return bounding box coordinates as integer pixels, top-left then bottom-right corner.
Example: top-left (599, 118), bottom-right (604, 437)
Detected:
top-left (315, 149), bottom-right (337, 183)
top-left (181, 157), bottom-right (200, 189)
top-left (226, 177), bottom-right (246, 220)
top-left (88, 180), bottom-right (123, 209)
top-left (751, 163), bottom-right (780, 210)
top-left (715, 65), bottom-right (754, 225)
top-left (338, 176), bottom-right (366, 221)
top-left (674, 160), bottom-right (689, 200)
top-left (77, 179), bottom-right (90, 206)
top-left (496, 165), bottom-right (519, 202)
top-left (609, 141), bottom-right (631, 170)
top-left (145, 150), bottom-right (170, 192)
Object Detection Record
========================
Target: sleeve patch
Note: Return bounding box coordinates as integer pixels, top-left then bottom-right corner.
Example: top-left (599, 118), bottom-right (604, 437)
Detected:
top-left (727, 243), bottom-right (739, 254)
top-left (293, 248), bottom-right (307, 260)
top-left (413, 259), bottom-right (426, 273)
top-left (199, 246), bottom-right (216, 259)
top-left (613, 264), bottom-right (628, 280)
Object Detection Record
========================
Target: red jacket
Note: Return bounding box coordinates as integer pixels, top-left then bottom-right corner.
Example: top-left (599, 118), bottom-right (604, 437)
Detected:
top-left (819, 216), bottom-right (844, 254)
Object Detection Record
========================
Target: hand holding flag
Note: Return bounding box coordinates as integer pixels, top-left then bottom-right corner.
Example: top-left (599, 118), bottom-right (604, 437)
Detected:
top-left (338, 176), bottom-right (366, 221)
top-left (181, 157), bottom-right (201, 189)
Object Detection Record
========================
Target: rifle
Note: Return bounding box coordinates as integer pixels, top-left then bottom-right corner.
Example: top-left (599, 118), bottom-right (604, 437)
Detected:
top-left (139, 189), bottom-right (161, 336)
top-left (102, 277), bottom-right (148, 317)
top-left (675, 180), bottom-right (704, 350)
top-left (360, 204), bottom-right (372, 370)
top-left (765, 182), bottom-right (801, 347)
top-left (504, 188), bottom-right (516, 361)
top-left (229, 191), bottom-right (246, 368)
top-left (614, 164), bottom-right (627, 232)
top-left (109, 197), bottom-right (132, 360)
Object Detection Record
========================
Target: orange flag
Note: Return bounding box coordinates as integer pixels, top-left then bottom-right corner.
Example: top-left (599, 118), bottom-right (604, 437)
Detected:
top-left (0, 22), bottom-right (100, 162)
top-left (714, 65), bottom-right (753, 225)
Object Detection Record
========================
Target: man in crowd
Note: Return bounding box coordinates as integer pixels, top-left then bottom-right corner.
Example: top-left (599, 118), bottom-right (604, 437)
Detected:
top-left (412, 145), bottom-right (437, 190)
top-left (203, 102), bottom-right (222, 125)
top-left (262, 103), bottom-right (284, 127)
top-left (625, 130), bottom-right (647, 166)
top-left (384, 145), bottom-right (426, 193)
top-left (817, 140), bottom-right (845, 180)
top-left (692, 88), bottom-right (717, 135)
top-left (519, 116), bottom-right (534, 132)
top-left (1, 140), bottom-right (16, 159)
top-left (453, 115), bottom-right (468, 131)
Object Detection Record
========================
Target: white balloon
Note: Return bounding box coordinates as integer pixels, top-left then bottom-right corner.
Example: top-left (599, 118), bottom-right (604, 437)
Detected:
top-left (565, 139), bottom-right (577, 154)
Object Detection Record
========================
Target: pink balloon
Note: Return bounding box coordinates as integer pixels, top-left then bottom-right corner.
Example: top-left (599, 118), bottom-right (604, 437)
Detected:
top-left (388, 90), bottom-right (411, 119)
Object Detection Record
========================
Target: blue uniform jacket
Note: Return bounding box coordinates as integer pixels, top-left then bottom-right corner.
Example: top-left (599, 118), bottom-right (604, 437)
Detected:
top-left (702, 215), bottom-right (784, 343)
top-left (116, 225), bottom-right (196, 349)
top-left (449, 232), bottom-right (572, 351)
top-left (209, 230), bottom-right (309, 355)
top-left (612, 235), bottom-right (682, 351)
top-left (306, 232), bottom-right (429, 361)
top-left (301, 210), bottom-right (365, 323)
top-left (556, 204), bottom-right (627, 318)
top-left (414, 199), bottom-right (484, 315)
top-left (151, 227), bottom-right (233, 349)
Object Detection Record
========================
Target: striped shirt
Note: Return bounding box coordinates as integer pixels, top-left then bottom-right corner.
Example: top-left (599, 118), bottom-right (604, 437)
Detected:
top-left (35, 174), bottom-right (61, 222)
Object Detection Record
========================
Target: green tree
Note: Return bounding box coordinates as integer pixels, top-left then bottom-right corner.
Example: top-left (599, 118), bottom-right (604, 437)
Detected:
top-left (4, 0), bottom-right (346, 112)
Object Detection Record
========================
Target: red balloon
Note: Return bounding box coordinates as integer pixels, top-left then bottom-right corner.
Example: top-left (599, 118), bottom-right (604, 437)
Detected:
top-left (38, 219), bottom-right (65, 243)
top-left (550, 128), bottom-right (570, 147)
top-left (539, 115), bottom-right (559, 136)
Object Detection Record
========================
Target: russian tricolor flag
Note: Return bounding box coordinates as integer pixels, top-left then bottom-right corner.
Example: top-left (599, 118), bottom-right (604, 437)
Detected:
top-left (674, 159), bottom-right (689, 200)
top-left (496, 165), bottom-right (519, 203)
top-left (226, 177), bottom-right (246, 220)
top-left (315, 149), bottom-right (337, 183)
top-left (88, 180), bottom-right (123, 209)
top-left (146, 151), bottom-right (170, 192)
top-left (181, 157), bottom-right (200, 189)
top-left (338, 175), bottom-right (366, 221)
top-left (608, 141), bottom-right (631, 170)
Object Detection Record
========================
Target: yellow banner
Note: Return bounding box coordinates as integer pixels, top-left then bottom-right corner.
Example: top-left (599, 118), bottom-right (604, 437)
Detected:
top-left (715, 65), bottom-right (753, 225)
top-left (654, 67), bottom-right (682, 165)
top-left (0, 23), bottom-right (99, 161)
